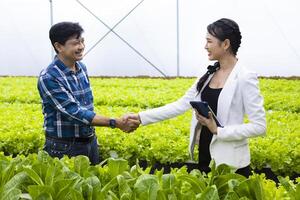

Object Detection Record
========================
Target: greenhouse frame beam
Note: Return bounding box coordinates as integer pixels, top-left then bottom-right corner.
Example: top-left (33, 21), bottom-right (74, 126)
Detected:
top-left (75, 0), bottom-right (167, 77)
top-left (48, 0), bottom-right (171, 77)
top-left (83, 0), bottom-right (144, 57)
top-left (176, 0), bottom-right (180, 76)
top-left (49, 0), bottom-right (54, 59)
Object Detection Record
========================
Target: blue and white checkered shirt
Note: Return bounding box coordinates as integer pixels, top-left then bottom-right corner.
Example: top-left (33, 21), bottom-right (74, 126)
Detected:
top-left (37, 57), bottom-right (96, 138)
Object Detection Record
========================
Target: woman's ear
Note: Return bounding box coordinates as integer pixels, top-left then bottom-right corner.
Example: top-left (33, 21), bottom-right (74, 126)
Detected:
top-left (222, 39), bottom-right (231, 51)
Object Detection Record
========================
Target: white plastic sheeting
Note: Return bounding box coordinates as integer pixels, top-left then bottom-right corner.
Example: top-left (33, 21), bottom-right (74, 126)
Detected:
top-left (0, 0), bottom-right (300, 77)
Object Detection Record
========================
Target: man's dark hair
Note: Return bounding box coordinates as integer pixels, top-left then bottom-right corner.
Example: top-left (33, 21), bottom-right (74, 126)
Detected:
top-left (49, 22), bottom-right (84, 53)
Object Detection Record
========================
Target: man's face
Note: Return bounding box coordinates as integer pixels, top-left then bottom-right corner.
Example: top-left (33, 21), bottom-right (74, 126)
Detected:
top-left (55, 35), bottom-right (85, 62)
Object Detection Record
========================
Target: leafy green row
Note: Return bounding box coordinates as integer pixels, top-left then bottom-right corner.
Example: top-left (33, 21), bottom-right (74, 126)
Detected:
top-left (1, 77), bottom-right (300, 112)
top-left (0, 151), bottom-right (299, 200)
top-left (0, 103), bottom-right (192, 162)
top-left (250, 110), bottom-right (300, 175)
top-left (0, 102), bottom-right (299, 176)
top-left (0, 77), bottom-right (192, 108)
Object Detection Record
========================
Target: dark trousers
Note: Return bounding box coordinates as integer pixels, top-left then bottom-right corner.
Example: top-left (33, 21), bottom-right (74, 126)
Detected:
top-left (199, 163), bottom-right (252, 178)
top-left (43, 135), bottom-right (100, 165)
top-left (235, 165), bottom-right (252, 178)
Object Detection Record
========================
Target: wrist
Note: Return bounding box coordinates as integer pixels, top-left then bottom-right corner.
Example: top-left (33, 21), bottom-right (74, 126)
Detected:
top-left (137, 114), bottom-right (142, 124)
top-left (109, 118), bottom-right (116, 129)
top-left (211, 126), bottom-right (218, 135)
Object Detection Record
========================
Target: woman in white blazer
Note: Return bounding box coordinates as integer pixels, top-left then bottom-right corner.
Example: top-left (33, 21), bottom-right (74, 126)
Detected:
top-left (126, 18), bottom-right (266, 177)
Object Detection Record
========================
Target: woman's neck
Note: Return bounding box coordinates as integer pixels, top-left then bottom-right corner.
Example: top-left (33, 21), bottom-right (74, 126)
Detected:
top-left (218, 54), bottom-right (237, 71)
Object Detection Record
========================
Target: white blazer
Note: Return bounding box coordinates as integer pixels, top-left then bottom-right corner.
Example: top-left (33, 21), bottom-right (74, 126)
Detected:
top-left (139, 60), bottom-right (266, 169)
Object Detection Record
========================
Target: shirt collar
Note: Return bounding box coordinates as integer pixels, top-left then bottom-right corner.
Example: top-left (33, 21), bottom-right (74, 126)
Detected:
top-left (53, 55), bottom-right (82, 75)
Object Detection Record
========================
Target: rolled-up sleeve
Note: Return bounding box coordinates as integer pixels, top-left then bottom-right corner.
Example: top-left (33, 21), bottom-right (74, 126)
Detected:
top-left (38, 74), bottom-right (96, 125)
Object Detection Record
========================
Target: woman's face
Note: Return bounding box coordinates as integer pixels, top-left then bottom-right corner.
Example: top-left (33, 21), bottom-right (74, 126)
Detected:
top-left (204, 33), bottom-right (225, 61)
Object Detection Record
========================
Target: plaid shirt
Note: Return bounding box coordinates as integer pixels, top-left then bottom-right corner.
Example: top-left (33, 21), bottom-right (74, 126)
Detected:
top-left (37, 57), bottom-right (96, 138)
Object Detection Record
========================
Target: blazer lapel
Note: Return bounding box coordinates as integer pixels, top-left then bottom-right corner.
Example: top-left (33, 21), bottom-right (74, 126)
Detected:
top-left (209, 61), bottom-right (241, 145)
top-left (217, 61), bottom-right (241, 126)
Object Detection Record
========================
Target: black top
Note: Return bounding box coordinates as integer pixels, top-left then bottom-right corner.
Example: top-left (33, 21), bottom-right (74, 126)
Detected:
top-left (198, 83), bottom-right (222, 168)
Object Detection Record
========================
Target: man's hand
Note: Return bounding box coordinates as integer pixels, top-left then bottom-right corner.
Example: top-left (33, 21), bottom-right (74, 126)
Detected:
top-left (195, 110), bottom-right (218, 135)
top-left (116, 114), bottom-right (141, 133)
top-left (123, 113), bottom-right (141, 123)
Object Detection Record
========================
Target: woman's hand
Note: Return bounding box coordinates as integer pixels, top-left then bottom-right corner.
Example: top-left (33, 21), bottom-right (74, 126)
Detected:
top-left (195, 110), bottom-right (218, 135)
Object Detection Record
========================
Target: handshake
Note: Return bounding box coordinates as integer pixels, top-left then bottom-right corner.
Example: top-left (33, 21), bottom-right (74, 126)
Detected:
top-left (115, 113), bottom-right (141, 133)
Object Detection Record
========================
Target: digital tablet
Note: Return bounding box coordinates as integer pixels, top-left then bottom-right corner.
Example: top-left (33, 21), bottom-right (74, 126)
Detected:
top-left (190, 101), bottom-right (223, 127)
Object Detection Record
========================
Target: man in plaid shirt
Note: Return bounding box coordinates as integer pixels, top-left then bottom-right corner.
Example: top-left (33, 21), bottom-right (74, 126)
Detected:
top-left (38, 22), bottom-right (139, 165)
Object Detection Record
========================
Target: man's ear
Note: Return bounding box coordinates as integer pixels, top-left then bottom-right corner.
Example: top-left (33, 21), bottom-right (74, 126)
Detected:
top-left (54, 42), bottom-right (63, 53)
top-left (222, 39), bottom-right (231, 51)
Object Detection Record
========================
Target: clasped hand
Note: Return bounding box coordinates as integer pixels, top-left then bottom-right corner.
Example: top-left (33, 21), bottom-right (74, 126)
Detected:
top-left (117, 113), bottom-right (141, 133)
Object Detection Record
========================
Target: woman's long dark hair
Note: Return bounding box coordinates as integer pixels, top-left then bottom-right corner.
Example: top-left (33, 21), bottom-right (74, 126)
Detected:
top-left (196, 18), bottom-right (242, 93)
top-left (196, 62), bottom-right (220, 93)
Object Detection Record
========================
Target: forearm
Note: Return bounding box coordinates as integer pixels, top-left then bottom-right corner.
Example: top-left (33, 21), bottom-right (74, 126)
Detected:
top-left (139, 100), bottom-right (190, 125)
top-left (90, 114), bottom-right (123, 128)
top-left (216, 122), bottom-right (266, 141)
top-left (139, 78), bottom-right (198, 125)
